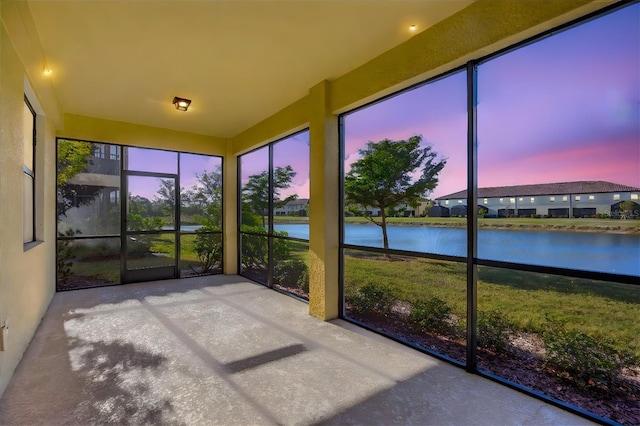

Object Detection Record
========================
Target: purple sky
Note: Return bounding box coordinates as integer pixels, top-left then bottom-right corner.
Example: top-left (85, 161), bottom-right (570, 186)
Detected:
top-left (344, 3), bottom-right (639, 199)
top-left (127, 148), bottom-right (222, 200)
top-left (240, 131), bottom-right (310, 199)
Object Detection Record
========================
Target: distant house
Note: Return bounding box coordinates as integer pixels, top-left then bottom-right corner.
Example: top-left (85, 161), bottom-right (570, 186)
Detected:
top-left (274, 198), bottom-right (309, 216)
top-left (435, 181), bottom-right (640, 218)
top-left (429, 204), bottom-right (450, 217)
top-left (350, 200), bottom-right (432, 218)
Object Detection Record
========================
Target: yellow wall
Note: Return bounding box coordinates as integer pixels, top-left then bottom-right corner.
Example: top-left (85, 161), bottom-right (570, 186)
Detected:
top-left (59, 114), bottom-right (227, 156)
top-left (307, 81), bottom-right (339, 319)
top-left (0, 21), bottom-right (57, 395)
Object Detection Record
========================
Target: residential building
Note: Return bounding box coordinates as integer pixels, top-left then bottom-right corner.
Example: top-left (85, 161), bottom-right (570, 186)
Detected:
top-left (434, 181), bottom-right (640, 218)
top-left (274, 198), bottom-right (309, 216)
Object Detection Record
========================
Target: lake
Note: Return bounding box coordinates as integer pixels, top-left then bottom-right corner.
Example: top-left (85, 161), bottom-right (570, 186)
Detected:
top-left (274, 223), bottom-right (640, 276)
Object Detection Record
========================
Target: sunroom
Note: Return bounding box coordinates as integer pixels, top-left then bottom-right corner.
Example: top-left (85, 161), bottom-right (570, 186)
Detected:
top-left (1, 1), bottom-right (638, 424)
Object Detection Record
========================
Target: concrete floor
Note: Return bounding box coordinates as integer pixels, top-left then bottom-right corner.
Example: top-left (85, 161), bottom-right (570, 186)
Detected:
top-left (0, 275), bottom-right (593, 425)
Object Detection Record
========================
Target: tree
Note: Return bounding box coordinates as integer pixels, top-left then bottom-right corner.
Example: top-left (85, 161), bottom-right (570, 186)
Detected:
top-left (618, 200), bottom-right (638, 220)
top-left (242, 165), bottom-right (297, 227)
top-left (173, 167), bottom-right (225, 275)
top-left (344, 136), bottom-right (446, 249)
top-left (127, 195), bottom-right (163, 231)
top-left (127, 194), bottom-right (163, 254)
top-left (191, 168), bottom-right (224, 274)
top-left (56, 140), bottom-right (98, 285)
top-left (57, 140), bottom-right (94, 186)
top-left (56, 140), bottom-right (97, 217)
top-left (191, 168), bottom-right (223, 228)
top-left (344, 204), bottom-right (363, 217)
top-left (154, 179), bottom-right (176, 216)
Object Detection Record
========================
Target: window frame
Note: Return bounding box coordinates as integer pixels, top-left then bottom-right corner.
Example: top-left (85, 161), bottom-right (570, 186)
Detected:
top-left (55, 138), bottom-right (224, 289)
top-left (237, 129), bottom-right (310, 301)
top-left (23, 96), bottom-right (36, 247)
top-left (337, 2), bottom-right (638, 424)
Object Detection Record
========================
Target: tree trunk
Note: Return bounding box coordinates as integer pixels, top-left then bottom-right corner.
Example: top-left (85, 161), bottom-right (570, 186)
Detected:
top-left (381, 211), bottom-right (389, 250)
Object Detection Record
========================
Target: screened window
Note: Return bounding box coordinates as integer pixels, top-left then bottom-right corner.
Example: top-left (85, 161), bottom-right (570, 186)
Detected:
top-left (340, 2), bottom-right (639, 423)
top-left (239, 130), bottom-right (310, 300)
top-left (341, 70), bottom-right (467, 362)
top-left (56, 139), bottom-right (222, 290)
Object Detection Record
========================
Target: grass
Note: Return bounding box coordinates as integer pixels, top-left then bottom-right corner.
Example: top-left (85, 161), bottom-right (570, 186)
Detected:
top-left (65, 234), bottom-right (222, 284)
top-left (285, 239), bottom-right (309, 263)
top-left (273, 216), bottom-right (310, 224)
top-left (344, 252), bottom-right (640, 356)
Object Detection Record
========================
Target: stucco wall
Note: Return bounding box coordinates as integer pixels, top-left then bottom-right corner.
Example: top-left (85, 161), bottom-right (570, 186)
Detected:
top-left (0, 23), bottom-right (56, 397)
top-left (60, 114), bottom-right (227, 157)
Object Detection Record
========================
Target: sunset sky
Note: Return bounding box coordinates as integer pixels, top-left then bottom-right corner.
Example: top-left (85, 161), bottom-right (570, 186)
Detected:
top-left (344, 2), bottom-right (639, 199)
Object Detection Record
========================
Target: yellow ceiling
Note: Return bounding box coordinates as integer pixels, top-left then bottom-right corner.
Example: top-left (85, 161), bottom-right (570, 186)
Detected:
top-left (27, 0), bottom-right (473, 138)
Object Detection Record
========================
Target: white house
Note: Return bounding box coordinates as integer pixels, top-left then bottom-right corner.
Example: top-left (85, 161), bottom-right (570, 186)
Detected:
top-left (274, 198), bottom-right (309, 216)
top-left (434, 181), bottom-right (640, 218)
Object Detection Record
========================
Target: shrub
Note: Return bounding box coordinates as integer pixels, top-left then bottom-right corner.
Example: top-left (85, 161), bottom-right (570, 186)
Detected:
top-left (57, 229), bottom-right (79, 284)
top-left (478, 310), bottom-right (513, 354)
top-left (543, 319), bottom-right (638, 389)
top-left (346, 282), bottom-right (396, 315)
top-left (408, 297), bottom-right (454, 335)
top-left (76, 240), bottom-right (119, 260)
top-left (57, 240), bottom-right (74, 284)
top-left (193, 229), bottom-right (222, 274)
top-left (274, 259), bottom-right (309, 293)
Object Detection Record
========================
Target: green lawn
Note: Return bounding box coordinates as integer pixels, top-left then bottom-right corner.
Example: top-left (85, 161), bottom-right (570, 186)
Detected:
top-left (285, 239), bottom-right (309, 263)
top-left (64, 233), bottom-right (222, 285)
top-left (344, 252), bottom-right (640, 356)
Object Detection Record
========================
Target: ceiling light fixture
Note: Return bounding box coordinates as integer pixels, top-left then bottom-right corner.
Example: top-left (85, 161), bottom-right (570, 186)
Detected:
top-left (172, 96), bottom-right (191, 111)
top-left (409, 24), bottom-right (417, 32)
top-left (43, 67), bottom-right (52, 76)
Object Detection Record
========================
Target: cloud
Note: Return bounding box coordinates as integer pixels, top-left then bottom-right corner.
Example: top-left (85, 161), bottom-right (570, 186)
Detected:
top-left (280, 177), bottom-right (310, 199)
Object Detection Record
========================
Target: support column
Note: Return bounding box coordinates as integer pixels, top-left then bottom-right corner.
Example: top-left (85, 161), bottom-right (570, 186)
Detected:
top-left (308, 81), bottom-right (339, 320)
top-left (223, 138), bottom-right (238, 274)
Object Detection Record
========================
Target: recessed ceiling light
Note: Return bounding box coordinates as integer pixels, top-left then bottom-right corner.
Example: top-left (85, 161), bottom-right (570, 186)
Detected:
top-left (172, 96), bottom-right (191, 111)
top-left (43, 67), bottom-right (52, 75)
top-left (409, 24), bottom-right (417, 32)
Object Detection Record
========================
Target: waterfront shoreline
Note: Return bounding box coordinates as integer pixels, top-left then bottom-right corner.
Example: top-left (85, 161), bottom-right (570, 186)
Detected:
top-left (274, 218), bottom-right (640, 234)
